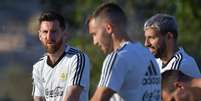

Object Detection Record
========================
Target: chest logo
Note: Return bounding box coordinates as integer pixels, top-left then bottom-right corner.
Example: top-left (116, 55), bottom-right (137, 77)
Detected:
top-left (60, 72), bottom-right (67, 81)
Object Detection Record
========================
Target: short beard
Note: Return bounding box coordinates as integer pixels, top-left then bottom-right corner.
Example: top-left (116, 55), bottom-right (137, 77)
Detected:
top-left (46, 45), bottom-right (58, 54)
top-left (154, 52), bottom-right (161, 58)
top-left (155, 41), bottom-right (166, 58)
top-left (102, 32), bottom-right (113, 54)
top-left (45, 39), bottom-right (63, 54)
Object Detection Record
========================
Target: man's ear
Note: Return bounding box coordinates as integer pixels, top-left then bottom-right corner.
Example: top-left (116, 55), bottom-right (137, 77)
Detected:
top-left (63, 31), bottom-right (68, 40)
top-left (38, 30), bottom-right (42, 41)
top-left (105, 23), bottom-right (113, 34)
top-left (174, 81), bottom-right (185, 89)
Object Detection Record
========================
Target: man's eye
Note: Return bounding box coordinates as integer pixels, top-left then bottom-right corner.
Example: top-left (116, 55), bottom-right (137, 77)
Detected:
top-left (149, 36), bottom-right (156, 39)
top-left (41, 31), bottom-right (48, 34)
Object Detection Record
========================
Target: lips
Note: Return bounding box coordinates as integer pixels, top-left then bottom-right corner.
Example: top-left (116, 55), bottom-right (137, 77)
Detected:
top-left (47, 41), bottom-right (56, 44)
top-left (47, 43), bottom-right (56, 47)
top-left (47, 42), bottom-right (55, 44)
top-left (148, 47), bottom-right (155, 53)
top-left (47, 39), bottom-right (56, 43)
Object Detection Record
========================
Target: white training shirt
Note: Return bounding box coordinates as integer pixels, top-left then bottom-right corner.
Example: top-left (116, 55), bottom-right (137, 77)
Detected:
top-left (98, 41), bottom-right (161, 101)
top-left (32, 45), bottom-right (90, 101)
top-left (157, 48), bottom-right (201, 77)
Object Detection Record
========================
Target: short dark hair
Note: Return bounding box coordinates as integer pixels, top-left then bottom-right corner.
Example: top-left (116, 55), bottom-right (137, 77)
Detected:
top-left (92, 3), bottom-right (127, 30)
top-left (39, 10), bottom-right (65, 29)
top-left (144, 14), bottom-right (178, 40)
top-left (162, 70), bottom-right (192, 93)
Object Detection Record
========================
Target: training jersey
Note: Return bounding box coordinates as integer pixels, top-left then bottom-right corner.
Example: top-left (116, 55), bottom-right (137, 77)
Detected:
top-left (157, 48), bottom-right (201, 77)
top-left (98, 41), bottom-right (161, 101)
top-left (32, 45), bottom-right (90, 101)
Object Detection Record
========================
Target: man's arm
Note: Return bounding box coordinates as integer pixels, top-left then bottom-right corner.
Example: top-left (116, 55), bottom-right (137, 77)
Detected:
top-left (32, 64), bottom-right (45, 101)
top-left (90, 87), bottom-right (115, 101)
top-left (63, 85), bottom-right (83, 101)
top-left (33, 96), bottom-right (45, 101)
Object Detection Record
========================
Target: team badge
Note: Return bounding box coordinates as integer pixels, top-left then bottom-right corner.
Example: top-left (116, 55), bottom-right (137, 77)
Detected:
top-left (60, 72), bottom-right (67, 81)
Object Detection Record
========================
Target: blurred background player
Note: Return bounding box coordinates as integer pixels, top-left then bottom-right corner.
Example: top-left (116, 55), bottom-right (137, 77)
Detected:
top-left (144, 13), bottom-right (201, 77)
top-left (32, 11), bottom-right (90, 101)
top-left (162, 70), bottom-right (201, 101)
top-left (88, 3), bottom-right (161, 101)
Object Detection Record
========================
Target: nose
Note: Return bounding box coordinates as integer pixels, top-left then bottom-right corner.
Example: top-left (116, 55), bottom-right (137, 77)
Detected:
top-left (144, 38), bottom-right (150, 47)
top-left (93, 38), bottom-right (98, 46)
top-left (47, 32), bottom-right (55, 41)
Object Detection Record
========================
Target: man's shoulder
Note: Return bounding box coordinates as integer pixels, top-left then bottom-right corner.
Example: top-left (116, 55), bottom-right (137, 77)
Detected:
top-left (164, 48), bottom-right (200, 75)
top-left (120, 42), bottom-right (154, 61)
top-left (126, 42), bottom-right (152, 55)
top-left (65, 46), bottom-right (88, 56)
top-left (33, 55), bottom-right (46, 68)
top-left (177, 47), bottom-right (195, 60)
top-left (115, 42), bottom-right (137, 55)
top-left (107, 42), bottom-right (154, 62)
top-left (176, 48), bottom-right (197, 65)
top-left (64, 46), bottom-right (90, 66)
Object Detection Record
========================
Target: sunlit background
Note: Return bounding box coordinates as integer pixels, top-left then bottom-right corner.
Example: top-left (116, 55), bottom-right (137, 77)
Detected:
top-left (0, 0), bottom-right (201, 100)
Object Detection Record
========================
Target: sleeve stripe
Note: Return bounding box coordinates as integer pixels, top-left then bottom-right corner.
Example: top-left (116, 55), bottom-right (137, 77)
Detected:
top-left (73, 53), bottom-right (85, 85)
top-left (171, 55), bottom-right (178, 70)
top-left (171, 53), bottom-right (182, 70)
top-left (66, 48), bottom-right (79, 55)
top-left (175, 53), bottom-right (182, 70)
top-left (99, 54), bottom-right (111, 86)
top-left (101, 54), bottom-right (113, 86)
top-left (73, 53), bottom-right (81, 85)
top-left (78, 53), bottom-right (85, 85)
top-left (173, 53), bottom-right (181, 70)
top-left (69, 48), bottom-right (78, 53)
top-left (75, 53), bottom-right (82, 85)
top-left (106, 53), bottom-right (117, 86)
top-left (100, 52), bottom-right (117, 86)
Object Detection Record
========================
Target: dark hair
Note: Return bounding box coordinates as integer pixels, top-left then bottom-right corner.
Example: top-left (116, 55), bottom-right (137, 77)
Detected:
top-left (39, 10), bottom-right (65, 29)
top-left (144, 14), bottom-right (178, 40)
top-left (92, 3), bottom-right (127, 30)
top-left (162, 70), bottom-right (192, 93)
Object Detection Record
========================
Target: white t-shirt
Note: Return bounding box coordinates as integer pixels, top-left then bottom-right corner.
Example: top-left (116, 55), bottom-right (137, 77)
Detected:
top-left (157, 48), bottom-right (201, 77)
top-left (98, 41), bottom-right (161, 101)
top-left (32, 45), bottom-right (90, 101)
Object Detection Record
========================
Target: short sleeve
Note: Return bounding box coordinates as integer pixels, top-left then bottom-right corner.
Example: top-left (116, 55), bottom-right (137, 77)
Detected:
top-left (67, 53), bottom-right (90, 88)
top-left (180, 58), bottom-right (201, 78)
top-left (98, 52), bottom-right (128, 92)
top-left (32, 65), bottom-right (44, 96)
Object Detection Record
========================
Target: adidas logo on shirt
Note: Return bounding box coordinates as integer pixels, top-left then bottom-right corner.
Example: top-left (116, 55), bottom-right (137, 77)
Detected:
top-left (142, 61), bottom-right (160, 85)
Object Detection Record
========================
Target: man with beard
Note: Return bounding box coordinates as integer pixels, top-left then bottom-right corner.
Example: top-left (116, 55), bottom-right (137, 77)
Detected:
top-left (144, 13), bottom-right (201, 77)
top-left (88, 3), bottom-right (161, 101)
top-left (32, 11), bottom-right (90, 101)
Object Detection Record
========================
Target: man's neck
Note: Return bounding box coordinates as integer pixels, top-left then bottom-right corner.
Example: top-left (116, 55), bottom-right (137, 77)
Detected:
top-left (112, 33), bottom-right (129, 51)
top-left (161, 45), bottom-right (179, 65)
top-left (47, 45), bottom-right (65, 65)
top-left (113, 39), bottom-right (128, 51)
